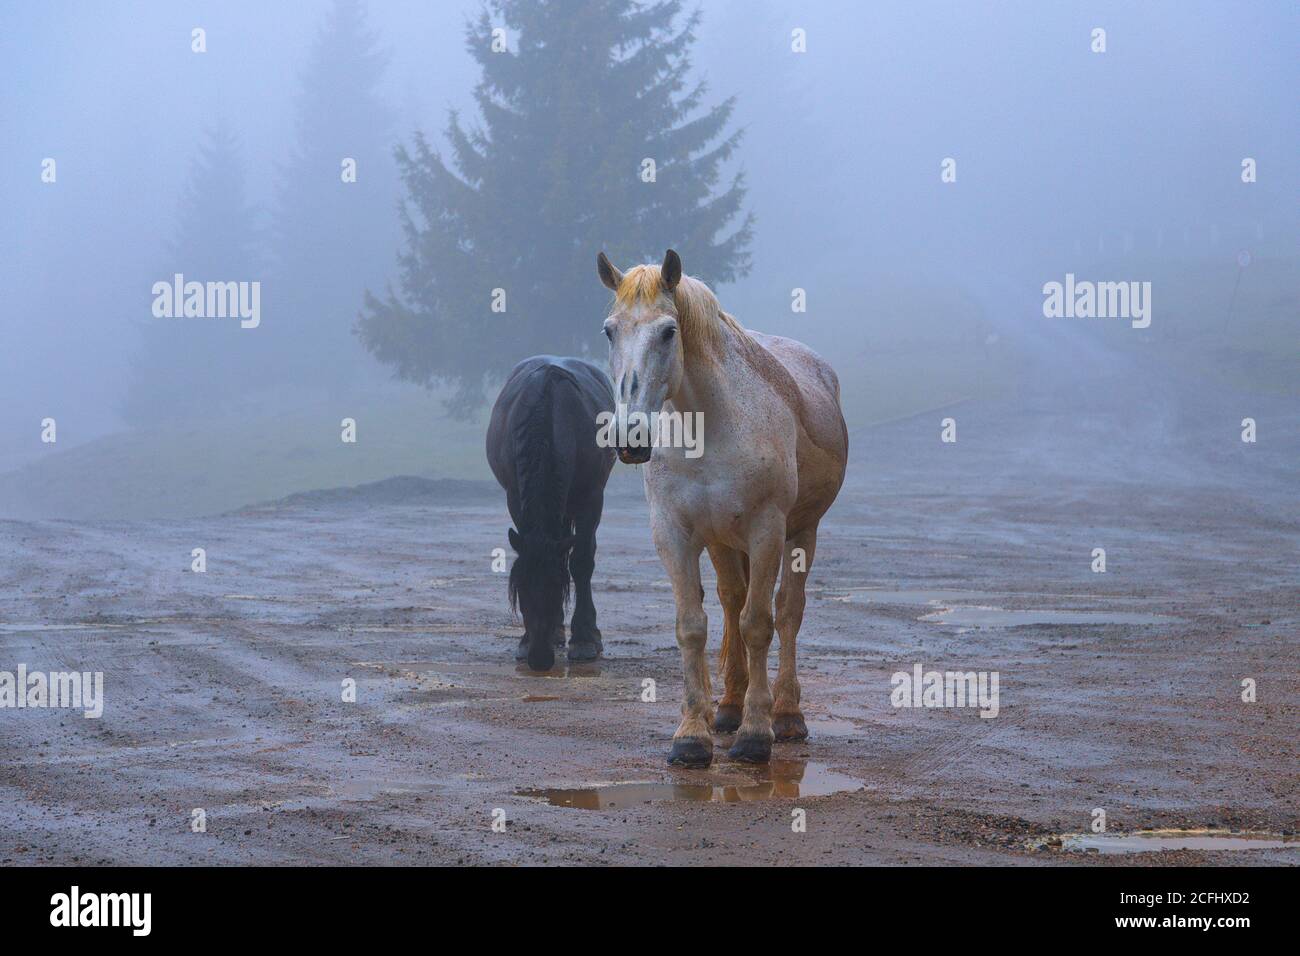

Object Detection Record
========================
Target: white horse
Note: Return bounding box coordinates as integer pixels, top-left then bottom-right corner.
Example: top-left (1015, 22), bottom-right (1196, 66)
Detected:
top-left (598, 249), bottom-right (848, 766)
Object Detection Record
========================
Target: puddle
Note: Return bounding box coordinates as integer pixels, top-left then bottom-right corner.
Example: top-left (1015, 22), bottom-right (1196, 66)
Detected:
top-left (921, 607), bottom-right (1176, 628)
top-left (346, 624), bottom-right (517, 636)
top-left (832, 589), bottom-right (1176, 629)
top-left (353, 661), bottom-right (464, 688)
top-left (356, 659), bottom-right (476, 673)
top-left (1035, 829), bottom-right (1297, 855)
top-left (519, 759), bottom-right (861, 809)
top-left (355, 659), bottom-right (605, 692)
top-left (842, 588), bottom-right (986, 605)
top-left (425, 576), bottom-right (480, 588)
top-left (806, 717), bottom-right (860, 738)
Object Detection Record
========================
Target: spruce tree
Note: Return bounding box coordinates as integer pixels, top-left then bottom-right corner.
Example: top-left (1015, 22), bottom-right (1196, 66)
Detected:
top-left (123, 122), bottom-right (264, 424)
top-left (359, 0), bottom-right (753, 416)
top-left (271, 0), bottom-right (396, 393)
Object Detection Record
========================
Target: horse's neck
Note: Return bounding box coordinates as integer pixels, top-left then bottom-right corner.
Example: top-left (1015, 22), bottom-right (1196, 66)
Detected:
top-left (670, 320), bottom-right (756, 419)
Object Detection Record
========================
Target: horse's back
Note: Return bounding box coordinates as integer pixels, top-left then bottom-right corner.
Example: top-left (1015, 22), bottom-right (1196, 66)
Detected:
top-left (498, 355), bottom-right (613, 411)
top-left (747, 331), bottom-right (849, 529)
top-left (487, 355), bottom-right (615, 501)
top-left (748, 332), bottom-right (848, 462)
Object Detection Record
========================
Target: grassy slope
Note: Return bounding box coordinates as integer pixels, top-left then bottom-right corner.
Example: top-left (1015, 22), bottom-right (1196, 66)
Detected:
top-left (0, 390), bottom-right (492, 520)
top-left (1047, 254), bottom-right (1300, 393)
top-left (3, 257), bottom-right (1291, 521)
top-left (0, 364), bottom-right (1000, 522)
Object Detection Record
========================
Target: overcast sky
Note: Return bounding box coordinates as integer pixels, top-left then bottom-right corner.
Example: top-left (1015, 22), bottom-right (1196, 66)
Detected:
top-left (2, 0), bottom-right (1296, 464)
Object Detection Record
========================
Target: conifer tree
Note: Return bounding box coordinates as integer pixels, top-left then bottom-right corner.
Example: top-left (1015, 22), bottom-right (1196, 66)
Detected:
top-left (272, 0), bottom-right (396, 393)
top-left (359, 0), bottom-right (753, 415)
top-left (124, 122), bottom-right (264, 424)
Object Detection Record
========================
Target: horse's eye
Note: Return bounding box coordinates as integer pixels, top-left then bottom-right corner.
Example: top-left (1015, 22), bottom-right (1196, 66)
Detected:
top-left (661, 326), bottom-right (677, 342)
top-left (602, 326), bottom-right (613, 340)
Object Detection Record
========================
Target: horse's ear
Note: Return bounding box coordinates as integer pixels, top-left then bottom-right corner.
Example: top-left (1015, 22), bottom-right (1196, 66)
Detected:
top-left (597, 252), bottom-right (623, 291)
top-left (661, 249), bottom-right (681, 292)
top-left (508, 528), bottom-right (522, 552)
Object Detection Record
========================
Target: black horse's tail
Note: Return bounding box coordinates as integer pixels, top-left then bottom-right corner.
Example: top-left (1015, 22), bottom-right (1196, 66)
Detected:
top-left (507, 366), bottom-right (578, 615)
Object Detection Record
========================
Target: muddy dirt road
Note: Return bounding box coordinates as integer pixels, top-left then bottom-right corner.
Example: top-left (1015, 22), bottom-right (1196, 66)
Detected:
top-left (1, 388), bottom-right (1296, 865)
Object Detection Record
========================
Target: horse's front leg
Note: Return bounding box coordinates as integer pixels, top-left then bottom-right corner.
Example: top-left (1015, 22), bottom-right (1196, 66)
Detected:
top-left (729, 508), bottom-right (786, 764)
top-left (655, 526), bottom-right (713, 767)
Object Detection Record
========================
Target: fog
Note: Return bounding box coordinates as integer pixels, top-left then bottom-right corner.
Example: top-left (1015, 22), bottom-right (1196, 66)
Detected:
top-left (2, 0), bottom-right (1296, 518)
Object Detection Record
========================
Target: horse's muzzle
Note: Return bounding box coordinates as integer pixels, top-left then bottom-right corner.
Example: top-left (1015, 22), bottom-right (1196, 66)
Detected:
top-left (617, 445), bottom-right (651, 465)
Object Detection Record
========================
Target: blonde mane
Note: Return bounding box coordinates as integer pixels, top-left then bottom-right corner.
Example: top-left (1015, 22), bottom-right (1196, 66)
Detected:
top-left (614, 265), bottom-right (746, 361)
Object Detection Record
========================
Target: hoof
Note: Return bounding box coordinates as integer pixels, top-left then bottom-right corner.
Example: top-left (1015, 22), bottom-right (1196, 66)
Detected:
top-left (713, 704), bottom-right (743, 734)
top-left (728, 733), bottom-right (773, 764)
top-left (667, 737), bottom-right (713, 768)
top-left (567, 639), bottom-right (602, 662)
top-left (525, 643), bottom-right (555, 671)
top-left (513, 636), bottom-right (529, 662)
top-left (772, 712), bottom-right (809, 742)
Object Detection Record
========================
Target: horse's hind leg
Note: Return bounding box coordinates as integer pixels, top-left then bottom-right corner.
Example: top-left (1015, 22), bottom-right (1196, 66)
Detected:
top-left (568, 494), bottom-right (603, 661)
top-left (772, 525), bottom-right (817, 741)
top-left (707, 544), bottom-right (748, 733)
top-left (729, 508), bottom-right (786, 764)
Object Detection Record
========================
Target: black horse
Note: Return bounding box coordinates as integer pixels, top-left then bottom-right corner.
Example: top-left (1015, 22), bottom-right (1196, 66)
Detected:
top-left (487, 356), bottom-right (616, 670)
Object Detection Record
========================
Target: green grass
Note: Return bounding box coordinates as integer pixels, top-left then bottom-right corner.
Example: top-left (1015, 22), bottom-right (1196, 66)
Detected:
top-left (0, 324), bottom-right (1015, 522)
top-left (0, 388), bottom-right (493, 520)
top-left (0, 346), bottom-right (1000, 521)
top-left (796, 279), bottom-right (1018, 428)
top-left (12, 256), bottom-right (1287, 522)
top-left (1058, 254), bottom-right (1300, 395)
